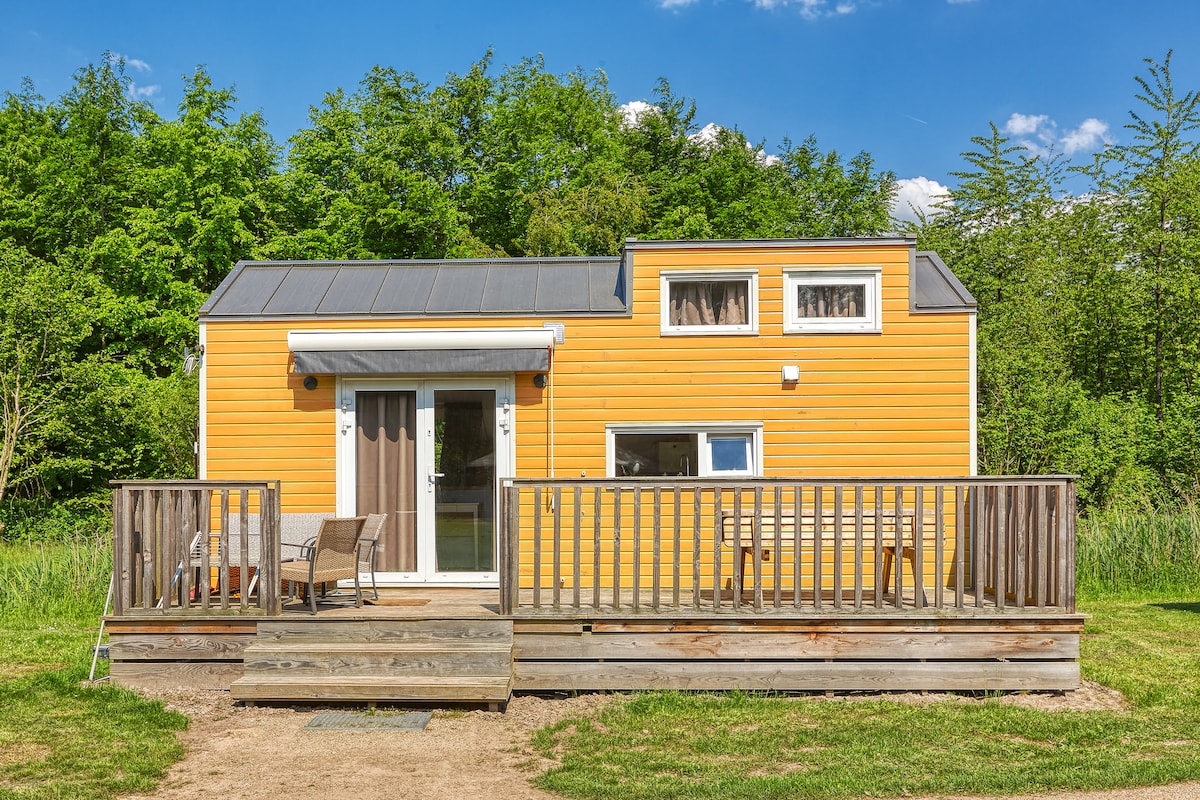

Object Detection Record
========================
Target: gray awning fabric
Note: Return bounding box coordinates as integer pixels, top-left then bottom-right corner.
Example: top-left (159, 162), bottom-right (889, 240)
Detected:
top-left (288, 328), bottom-right (556, 375)
top-left (292, 348), bottom-right (549, 374)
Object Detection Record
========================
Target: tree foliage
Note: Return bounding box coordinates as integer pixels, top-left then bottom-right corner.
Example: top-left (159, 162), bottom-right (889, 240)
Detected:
top-left (0, 53), bottom-right (896, 536)
top-left (914, 52), bottom-right (1200, 509)
top-left (15, 49), bottom-right (1200, 529)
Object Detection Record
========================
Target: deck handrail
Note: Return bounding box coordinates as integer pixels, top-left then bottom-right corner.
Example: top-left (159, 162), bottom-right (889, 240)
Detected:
top-left (111, 480), bottom-right (282, 616)
top-left (499, 476), bottom-right (1076, 616)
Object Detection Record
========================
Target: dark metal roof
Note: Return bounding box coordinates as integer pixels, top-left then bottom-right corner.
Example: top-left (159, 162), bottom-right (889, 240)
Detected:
top-left (912, 251), bottom-right (976, 313)
top-left (200, 257), bottom-right (628, 319)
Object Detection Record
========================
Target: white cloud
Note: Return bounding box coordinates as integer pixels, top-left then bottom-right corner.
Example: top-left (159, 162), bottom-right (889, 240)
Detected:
top-left (107, 52), bottom-right (151, 72)
top-left (618, 100), bottom-right (658, 127)
top-left (667, 0), bottom-right (968, 15)
top-left (689, 122), bottom-right (723, 147)
top-left (1004, 113), bottom-right (1048, 137)
top-left (751, 0), bottom-right (855, 19)
top-left (1002, 112), bottom-right (1112, 158)
top-left (128, 84), bottom-right (161, 101)
top-left (892, 177), bottom-right (950, 225)
top-left (1061, 118), bottom-right (1111, 154)
top-left (621, 102), bottom-right (781, 164)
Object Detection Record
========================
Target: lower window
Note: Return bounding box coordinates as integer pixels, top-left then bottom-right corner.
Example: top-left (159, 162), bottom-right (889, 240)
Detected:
top-left (608, 425), bottom-right (761, 477)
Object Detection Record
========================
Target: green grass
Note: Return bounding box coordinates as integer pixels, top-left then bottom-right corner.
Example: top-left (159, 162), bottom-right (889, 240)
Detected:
top-left (1076, 507), bottom-right (1200, 597)
top-left (5, 516), bottom-right (1200, 799)
top-left (0, 539), bottom-right (188, 800)
top-left (531, 595), bottom-right (1200, 799)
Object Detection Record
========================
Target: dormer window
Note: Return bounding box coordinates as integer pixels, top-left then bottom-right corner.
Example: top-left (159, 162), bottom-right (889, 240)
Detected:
top-left (660, 270), bottom-right (758, 335)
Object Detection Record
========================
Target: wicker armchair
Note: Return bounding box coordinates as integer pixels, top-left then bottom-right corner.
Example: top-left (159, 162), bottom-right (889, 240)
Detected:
top-left (357, 513), bottom-right (387, 601)
top-left (280, 516), bottom-right (367, 613)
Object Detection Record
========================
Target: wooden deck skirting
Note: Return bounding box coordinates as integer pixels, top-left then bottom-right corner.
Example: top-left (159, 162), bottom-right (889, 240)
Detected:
top-left (104, 595), bottom-right (1084, 695)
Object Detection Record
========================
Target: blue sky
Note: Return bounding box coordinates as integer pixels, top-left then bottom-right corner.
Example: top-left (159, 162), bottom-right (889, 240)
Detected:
top-left (3, 1), bottom-right (1198, 220)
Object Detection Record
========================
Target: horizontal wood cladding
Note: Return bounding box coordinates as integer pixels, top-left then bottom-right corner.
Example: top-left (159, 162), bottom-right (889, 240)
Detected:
top-left (108, 633), bottom-right (257, 661)
top-left (512, 660), bottom-right (1079, 692)
top-left (202, 240), bottom-right (973, 505)
top-left (513, 631), bottom-right (1078, 661)
top-left (107, 610), bottom-right (1081, 695)
top-left (108, 661), bottom-right (245, 692)
top-left (510, 614), bottom-right (1081, 692)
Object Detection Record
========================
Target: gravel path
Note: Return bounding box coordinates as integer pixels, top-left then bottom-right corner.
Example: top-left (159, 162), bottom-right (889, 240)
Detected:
top-left (117, 685), bottom-right (1200, 800)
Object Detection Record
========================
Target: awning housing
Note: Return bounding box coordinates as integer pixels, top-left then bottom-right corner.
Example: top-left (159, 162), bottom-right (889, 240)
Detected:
top-left (288, 329), bottom-right (556, 375)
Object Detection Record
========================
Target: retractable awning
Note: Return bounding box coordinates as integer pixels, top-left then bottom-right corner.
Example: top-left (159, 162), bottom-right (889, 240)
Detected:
top-left (288, 329), bottom-right (556, 374)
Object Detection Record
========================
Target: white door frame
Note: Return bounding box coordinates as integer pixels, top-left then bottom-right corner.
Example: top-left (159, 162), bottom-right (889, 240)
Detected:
top-left (336, 376), bottom-right (514, 587)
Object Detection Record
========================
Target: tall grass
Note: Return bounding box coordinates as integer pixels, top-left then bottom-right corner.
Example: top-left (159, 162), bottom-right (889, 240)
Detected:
top-left (1076, 506), bottom-right (1200, 597)
top-left (0, 536), bottom-right (112, 627)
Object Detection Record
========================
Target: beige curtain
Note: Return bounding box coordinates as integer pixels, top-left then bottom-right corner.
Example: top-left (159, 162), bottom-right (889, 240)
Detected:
top-left (670, 281), bottom-right (747, 326)
top-left (356, 391), bottom-right (417, 572)
top-left (797, 285), bottom-right (863, 318)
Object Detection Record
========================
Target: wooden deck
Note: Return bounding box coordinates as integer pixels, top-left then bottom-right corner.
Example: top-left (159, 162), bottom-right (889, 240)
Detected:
top-left (105, 477), bottom-right (1083, 704)
top-left (105, 587), bottom-right (1084, 703)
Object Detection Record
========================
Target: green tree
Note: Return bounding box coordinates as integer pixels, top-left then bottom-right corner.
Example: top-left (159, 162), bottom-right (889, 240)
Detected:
top-left (0, 244), bottom-right (98, 507)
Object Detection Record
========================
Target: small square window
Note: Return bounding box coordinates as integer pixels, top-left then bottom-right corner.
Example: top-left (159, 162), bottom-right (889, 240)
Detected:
top-left (709, 435), bottom-right (751, 474)
top-left (784, 268), bottom-right (881, 333)
top-left (661, 271), bottom-right (758, 335)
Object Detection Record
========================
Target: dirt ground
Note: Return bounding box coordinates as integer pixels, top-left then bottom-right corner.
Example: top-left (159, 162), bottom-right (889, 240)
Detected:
top-left (118, 682), bottom-right (1200, 800)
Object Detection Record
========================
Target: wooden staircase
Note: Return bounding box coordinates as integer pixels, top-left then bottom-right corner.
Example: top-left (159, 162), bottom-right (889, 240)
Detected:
top-left (230, 618), bottom-right (514, 708)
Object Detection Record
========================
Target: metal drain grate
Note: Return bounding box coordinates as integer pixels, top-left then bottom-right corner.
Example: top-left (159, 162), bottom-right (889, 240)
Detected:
top-left (304, 711), bottom-right (432, 731)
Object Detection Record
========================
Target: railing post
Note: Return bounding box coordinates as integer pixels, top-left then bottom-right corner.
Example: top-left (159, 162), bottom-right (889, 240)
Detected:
top-left (1063, 479), bottom-right (1076, 613)
top-left (498, 482), bottom-right (513, 615)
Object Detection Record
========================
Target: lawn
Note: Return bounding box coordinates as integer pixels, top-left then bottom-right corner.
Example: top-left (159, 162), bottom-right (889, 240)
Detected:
top-left (3, 530), bottom-right (1200, 799)
top-left (531, 595), bottom-right (1200, 799)
top-left (0, 541), bottom-right (188, 800)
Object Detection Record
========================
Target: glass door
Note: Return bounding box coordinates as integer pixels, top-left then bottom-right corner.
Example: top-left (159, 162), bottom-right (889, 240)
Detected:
top-left (341, 379), bottom-right (507, 585)
top-left (430, 389), bottom-right (496, 579)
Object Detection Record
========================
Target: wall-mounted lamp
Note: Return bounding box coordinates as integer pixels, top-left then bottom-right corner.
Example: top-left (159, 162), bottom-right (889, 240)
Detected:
top-left (533, 373), bottom-right (548, 389)
top-left (781, 365), bottom-right (800, 386)
top-left (303, 375), bottom-right (319, 391)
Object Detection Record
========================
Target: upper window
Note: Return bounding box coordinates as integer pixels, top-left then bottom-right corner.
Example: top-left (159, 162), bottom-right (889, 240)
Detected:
top-left (661, 270), bottom-right (758, 336)
top-left (784, 268), bottom-right (882, 333)
top-left (608, 425), bottom-right (762, 477)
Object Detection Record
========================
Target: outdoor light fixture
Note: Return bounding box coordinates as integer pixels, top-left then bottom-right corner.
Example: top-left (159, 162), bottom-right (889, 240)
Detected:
top-left (303, 375), bottom-right (318, 391)
top-left (781, 365), bottom-right (800, 385)
top-left (533, 373), bottom-right (548, 389)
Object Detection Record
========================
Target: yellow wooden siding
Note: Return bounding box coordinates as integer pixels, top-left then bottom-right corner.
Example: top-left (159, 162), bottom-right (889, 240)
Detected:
top-left (203, 240), bottom-right (972, 517)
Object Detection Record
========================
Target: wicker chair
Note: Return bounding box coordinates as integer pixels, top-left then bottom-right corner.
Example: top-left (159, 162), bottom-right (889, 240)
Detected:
top-left (280, 516), bottom-right (367, 613)
top-left (356, 513), bottom-right (387, 601)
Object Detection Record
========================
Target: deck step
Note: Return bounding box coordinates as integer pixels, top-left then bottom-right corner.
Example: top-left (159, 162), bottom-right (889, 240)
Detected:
top-left (231, 618), bottom-right (515, 704)
top-left (253, 619), bottom-right (511, 644)
top-left (230, 675), bottom-right (512, 703)
top-left (240, 642), bottom-right (512, 677)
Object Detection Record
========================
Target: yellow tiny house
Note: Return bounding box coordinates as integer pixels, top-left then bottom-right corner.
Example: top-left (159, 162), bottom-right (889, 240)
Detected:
top-left (199, 236), bottom-right (976, 589)
top-left (106, 237), bottom-right (1084, 699)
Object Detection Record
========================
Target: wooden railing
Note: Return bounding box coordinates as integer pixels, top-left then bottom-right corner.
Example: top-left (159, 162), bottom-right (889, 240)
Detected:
top-left (499, 477), bottom-right (1076, 616)
top-left (111, 480), bottom-right (282, 615)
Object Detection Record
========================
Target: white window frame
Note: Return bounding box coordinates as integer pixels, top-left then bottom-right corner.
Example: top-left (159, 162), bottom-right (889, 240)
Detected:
top-left (606, 423), bottom-right (763, 478)
top-left (783, 267), bottom-right (882, 334)
top-left (660, 269), bottom-right (759, 336)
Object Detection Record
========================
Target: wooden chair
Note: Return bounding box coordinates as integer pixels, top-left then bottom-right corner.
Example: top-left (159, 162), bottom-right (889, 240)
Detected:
top-left (280, 516), bottom-right (367, 613)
